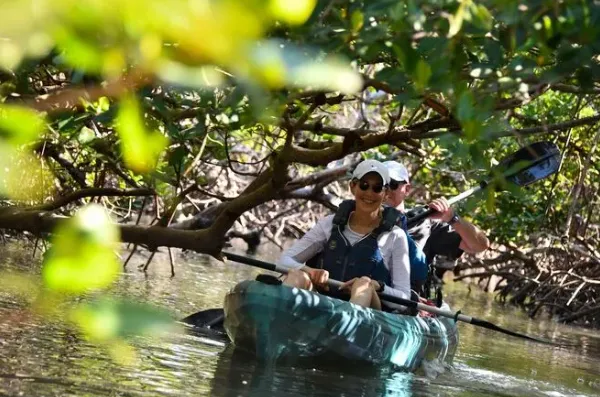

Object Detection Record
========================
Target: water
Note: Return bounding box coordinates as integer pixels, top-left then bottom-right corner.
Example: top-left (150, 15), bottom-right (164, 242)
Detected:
top-left (1, 241), bottom-right (599, 397)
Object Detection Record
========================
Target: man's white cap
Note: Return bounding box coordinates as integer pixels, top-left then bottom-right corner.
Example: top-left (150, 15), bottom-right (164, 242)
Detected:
top-left (352, 159), bottom-right (390, 184)
top-left (383, 161), bottom-right (410, 183)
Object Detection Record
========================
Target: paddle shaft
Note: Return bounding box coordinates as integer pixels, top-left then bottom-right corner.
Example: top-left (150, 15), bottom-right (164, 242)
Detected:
top-left (406, 182), bottom-right (487, 228)
top-left (222, 251), bottom-right (551, 344)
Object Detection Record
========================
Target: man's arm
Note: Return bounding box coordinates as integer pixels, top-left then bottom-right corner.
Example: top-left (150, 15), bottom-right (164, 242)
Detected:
top-left (453, 218), bottom-right (490, 253)
top-left (428, 198), bottom-right (490, 254)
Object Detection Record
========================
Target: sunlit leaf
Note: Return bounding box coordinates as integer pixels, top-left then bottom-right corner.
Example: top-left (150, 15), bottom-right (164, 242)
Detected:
top-left (0, 104), bottom-right (45, 145)
top-left (448, 1), bottom-right (468, 38)
top-left (269, 0), bottom-right (317, 25)
top-left (0, 40), bottom-right (24, 70)
top-left (291, 58), bottom-right (363, 94)
top-left (351, 10), bottom-right (364, 33)
top-left (52, 26), bottom-right (104, 73)
top-left (157, 61), bottom-right (225, 88)
top-left (42, 204), bottom-right (120, 294)
top-left (78, 126), bottom-right (96, 143)
top-left (116, 95), bottom-right (169, 174)
top-left (471, 4), bottom-right (493, 31)
top-left (0, 144), bottom-right (54, 202)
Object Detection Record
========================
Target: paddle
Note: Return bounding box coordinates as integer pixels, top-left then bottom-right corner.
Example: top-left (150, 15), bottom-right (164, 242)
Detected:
top-left (405, 141), bottom-right (561, 228)
top-left (182, 251), bottom-right (554, 345)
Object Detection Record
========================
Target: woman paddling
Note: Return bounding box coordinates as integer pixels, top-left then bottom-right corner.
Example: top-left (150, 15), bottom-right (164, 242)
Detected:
top-left (278, 159), bottom-right (411, 310)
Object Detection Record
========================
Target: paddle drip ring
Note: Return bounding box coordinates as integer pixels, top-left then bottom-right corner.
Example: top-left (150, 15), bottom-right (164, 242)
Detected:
top-left (453, 310), bottom-right (462, 323)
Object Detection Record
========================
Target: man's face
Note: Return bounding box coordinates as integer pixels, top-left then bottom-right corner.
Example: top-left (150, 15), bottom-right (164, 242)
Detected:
top-left (386, 179), bottom-right (411, 209)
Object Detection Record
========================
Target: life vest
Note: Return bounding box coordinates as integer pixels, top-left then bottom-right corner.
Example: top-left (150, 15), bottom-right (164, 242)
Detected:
top-left (307, 200), bottom-right (429, 285)
top-left (306, 200), bottom-right (400, 287)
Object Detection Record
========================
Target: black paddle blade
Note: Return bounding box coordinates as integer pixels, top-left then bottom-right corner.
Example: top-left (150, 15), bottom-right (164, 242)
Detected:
top-left (496, 141), bottom-right (561, 187)
top-left (180, 308), bottom-right (225, 331)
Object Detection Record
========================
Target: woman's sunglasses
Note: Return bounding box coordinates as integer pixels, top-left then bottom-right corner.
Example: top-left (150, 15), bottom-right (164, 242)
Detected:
top-left (355, 179), bottom-right (386, 193)
top-left (389, 179), bottom-right (407, 191)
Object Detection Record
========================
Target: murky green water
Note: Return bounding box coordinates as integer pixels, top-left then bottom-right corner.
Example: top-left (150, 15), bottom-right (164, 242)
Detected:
top-left (1, 241), bottom-right (599, 397)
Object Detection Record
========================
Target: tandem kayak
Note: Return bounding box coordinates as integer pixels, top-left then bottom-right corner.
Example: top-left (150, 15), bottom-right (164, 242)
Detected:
top-left (223, 280), bottom-right (459, 371)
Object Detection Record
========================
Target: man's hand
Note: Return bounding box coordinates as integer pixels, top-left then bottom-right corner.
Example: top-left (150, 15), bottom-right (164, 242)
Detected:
top-left (428, 197), bottom-right (454, 223)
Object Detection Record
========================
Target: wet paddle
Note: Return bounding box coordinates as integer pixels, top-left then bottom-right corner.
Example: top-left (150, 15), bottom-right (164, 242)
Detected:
top-left (182, 251), bottom-right (555, 345)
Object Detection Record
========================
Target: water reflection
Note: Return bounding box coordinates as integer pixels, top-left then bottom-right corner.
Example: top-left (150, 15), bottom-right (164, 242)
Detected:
top-left (209, 346), bottom-right (415, 397)
top-left (1, 242), bottom-right (600, 397)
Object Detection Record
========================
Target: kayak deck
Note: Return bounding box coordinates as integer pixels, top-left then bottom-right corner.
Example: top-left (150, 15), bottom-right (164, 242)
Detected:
top-left (223, 280), bottom-right (459, 371)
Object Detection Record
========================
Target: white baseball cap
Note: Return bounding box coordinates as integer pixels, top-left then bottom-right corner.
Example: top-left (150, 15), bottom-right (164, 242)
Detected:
top-left (383, 161), bottom-right (410, 183)
top-left (352, 159), bottom-right (390, 184)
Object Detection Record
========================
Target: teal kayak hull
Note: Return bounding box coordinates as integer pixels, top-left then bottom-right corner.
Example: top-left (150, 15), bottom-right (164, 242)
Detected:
top-left (223, 280), bottom-right (459, 371)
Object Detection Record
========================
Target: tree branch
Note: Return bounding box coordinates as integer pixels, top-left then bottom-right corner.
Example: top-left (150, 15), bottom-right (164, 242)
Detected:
top-left (288, 117), bottom-right (454, 166)
top-left (19, 71), bottom-right (152, 113)
top-left (31, 188), bottom-right (155, 211)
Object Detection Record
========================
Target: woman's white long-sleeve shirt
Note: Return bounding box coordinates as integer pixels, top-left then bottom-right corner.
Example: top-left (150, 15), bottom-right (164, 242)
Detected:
top-left (278, 215), bottom-right (411, 307)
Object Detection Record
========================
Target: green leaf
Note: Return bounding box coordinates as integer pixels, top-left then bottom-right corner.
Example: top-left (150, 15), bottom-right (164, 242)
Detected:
top-left (42, 204), bottom-right (120, 294)
top-left (0, 143), bottom-right (54, 202)
top-left (53, 26), bottom-right (104, 73)
top-left (448, 1), bottom-right (468, 38)
top-left (414, 59), bottom-right (432, 92)
top-left (78, 126), bottom-right (96, 144)
top-left (374, 68), bottom-right (409, 91)
top-left (456, 90), bottom-right (475, 122)
top-left (471, 4), bottom-right (493, 31)
top-left (116, 95), bottom-right (169, 174)
top-left (0, 104), bottom-right (45, 145)
top-left (351, 10), bottom-right (364, 33)
top-left (157, 61), bottom-right (224, 89)
top-left (269, 0), bottom-right (317, 25)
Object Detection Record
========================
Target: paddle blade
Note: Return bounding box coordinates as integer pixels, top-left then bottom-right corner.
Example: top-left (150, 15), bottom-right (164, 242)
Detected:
top-left (180, 308), bottom-right (225, 330)
top-left (496, 141), bottom-right (561, 187)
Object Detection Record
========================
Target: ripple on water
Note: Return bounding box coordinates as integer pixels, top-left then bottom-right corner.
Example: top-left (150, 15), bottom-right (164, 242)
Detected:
top-left (2, 245), bottom-right (600, 397)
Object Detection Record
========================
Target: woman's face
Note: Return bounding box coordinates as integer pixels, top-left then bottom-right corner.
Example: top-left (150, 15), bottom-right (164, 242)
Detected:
top-left (350, 172), bottom-right (388, 214)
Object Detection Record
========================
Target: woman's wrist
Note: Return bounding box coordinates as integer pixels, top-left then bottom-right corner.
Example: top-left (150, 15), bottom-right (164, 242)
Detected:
top-left (372, 280), bottom-right (385, 293)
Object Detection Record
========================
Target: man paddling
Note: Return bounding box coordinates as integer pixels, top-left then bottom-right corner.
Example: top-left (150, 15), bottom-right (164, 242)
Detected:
top-left (383, 161), bottom-right (490, 295)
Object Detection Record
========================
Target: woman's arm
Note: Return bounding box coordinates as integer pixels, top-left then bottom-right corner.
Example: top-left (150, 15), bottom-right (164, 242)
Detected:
top-left (382, 228), bottom-right (411, 307)
top-left (278, 215), bottom-right (333, 269)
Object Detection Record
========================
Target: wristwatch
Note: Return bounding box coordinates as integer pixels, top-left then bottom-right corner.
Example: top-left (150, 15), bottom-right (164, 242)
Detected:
top-left (448, 213), bottom-right (461, 225)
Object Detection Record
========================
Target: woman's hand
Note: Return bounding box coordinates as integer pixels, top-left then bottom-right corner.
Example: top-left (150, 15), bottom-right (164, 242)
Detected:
top-left (339, 277), bottom-right (380, 292)
top-left (303, 267), bottom-right (330, 289)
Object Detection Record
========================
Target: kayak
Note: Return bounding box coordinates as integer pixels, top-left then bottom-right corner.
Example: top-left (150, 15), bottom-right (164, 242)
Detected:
top-left (223, 280), bottom-right (459, 371)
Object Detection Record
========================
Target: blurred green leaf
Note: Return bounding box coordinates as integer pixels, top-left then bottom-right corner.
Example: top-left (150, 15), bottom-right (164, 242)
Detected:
top-left (0, 104), bottom-right (45, 145)
top-left (351, 10), bottom-right (364, 33)
top-left (116, 95), bottom-right (169, 174)
top-left (269, 0), bottom-right (317, 25)
top-left (157, 61), bottom-right (224, 89)
top-left (0, 143), bottom-right (54, 202)
top-left (456, 90), bottom-right (475, 122)
top-left (471, 4), bottom-right (493, 31)
top-left (448, 1), bottom-right (469, 38)
top-left (42, 204), bottom-right (120, 294)
top-left (414, 59), bottom-right (432, 92)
